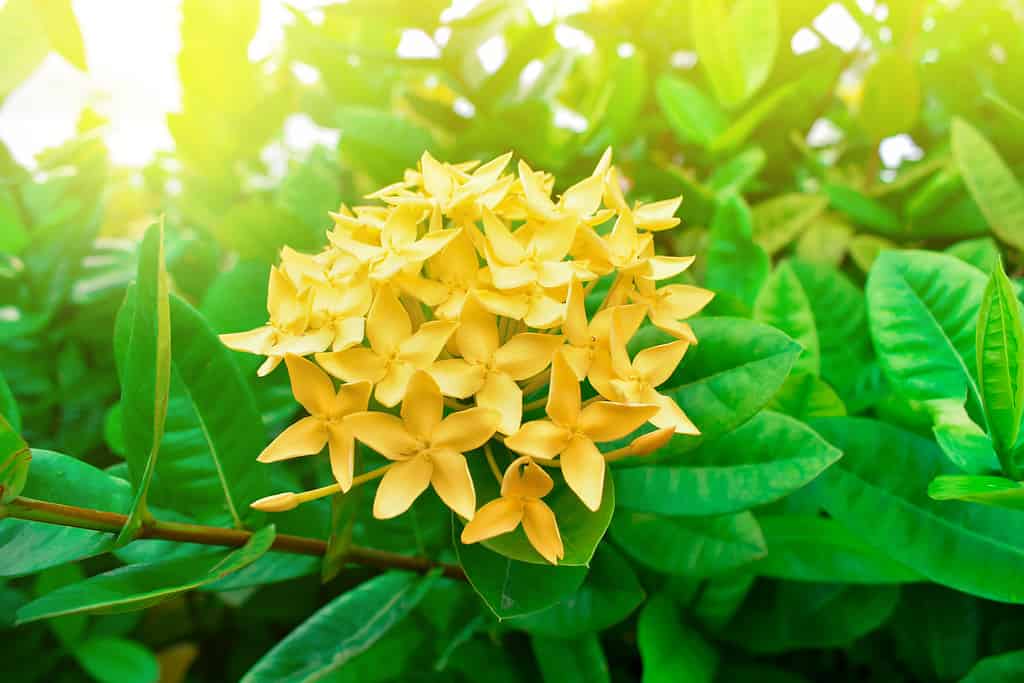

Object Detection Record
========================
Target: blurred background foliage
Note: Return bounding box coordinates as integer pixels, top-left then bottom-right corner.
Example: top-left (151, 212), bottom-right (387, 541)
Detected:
top-left (4, 0), bottom-right (1024, 682)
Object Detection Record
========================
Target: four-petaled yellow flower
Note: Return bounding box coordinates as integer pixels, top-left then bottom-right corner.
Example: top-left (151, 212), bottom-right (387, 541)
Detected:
top-left (591, 307), bottom-right (700, 434)
top-left (316, 287), bottom-right (456, 407)
top-left (430, 296), bottom-right (563, 434)
top-left (461, 455), bottom-right (564, 564)
top-left (506, 351), bottom-right (658, 510)
top-left (346, 371), bottom-right (498, 520)
top-left (257, 355), bottom-right (371, 491)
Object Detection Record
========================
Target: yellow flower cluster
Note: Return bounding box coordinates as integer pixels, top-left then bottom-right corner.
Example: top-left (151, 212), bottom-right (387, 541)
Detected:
top-left (224, 149), bottom-right (713, 564)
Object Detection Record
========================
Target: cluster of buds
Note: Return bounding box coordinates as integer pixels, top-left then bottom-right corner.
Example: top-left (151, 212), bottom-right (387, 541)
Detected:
top-left (223, 149), bottom-right (713, 564)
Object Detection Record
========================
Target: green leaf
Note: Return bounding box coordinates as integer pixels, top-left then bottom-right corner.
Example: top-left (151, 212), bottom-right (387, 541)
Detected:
top-left (322, 488), bottom-right (360, 582)
top-left (615, 412), bottom-right (840, 516)
top-left (241, 570), bottom-right (438, 682)
top-left (705, 194), bottom-right (770, 311)
top-left (464, 443), bottom-right (614, 566)
top-left (17, 526), bottom-right (275, 623)
top-left (767, 373), bottom-right (847, 420)
top-left (337, 106), bottom-right (434, 185)
top-left (708, 147), bottom-right (765, 197)
top-left (456, 531), bottom-right (587, 619)
top-left (824, 183), bottom-right (902, 235)
top-left (72, 637), bottom-right (159, 683)
top-left (867, 250), bottom-right (987, 407)
top-left (0, 450), bottom-right (130, 577)
top-left (811, 417), bottom-right (1024, 603)
top-left (953, 118), bottom-right (1024, 251)
top-left (506, 545), bottom-right (644, 637)
top-left (35, 0), bottom-right (87, 70)
top-left (860, 50), bottom-right (920, 140)
top-left (889, 584), bottom-right (979, 681)
top-left (927, 397), bottom-right (1001, 474)
top-left (725, 581), bottom-right (900, 653)
top-left (754, 261), bottom-right (820, 375)
top-left (929, 475), bottom-right (1024, 510)
top-left (849, 233), bottom-right (896, 273)
top-left (752, 193), bottom-right (828, 255)
top-left (0, 413), bottom-right (30, 504)
top-left (751, 515), bottom-right (920, 583)
top-left (691, 0), bottom-right (777, 109)
top-left (947, 237), bottom-right (1001, 273)
top-left (0, 189), bottom-right (30, 254)
top-left (709, 81), bottom-right (798, 153)
top-left (212, 199), bottom-right (316, 263)
top-left (532, 635), bottom-right (610, 683)
top-left (655, 75), bottom-right (726, 148)
top-left (118, 222), bottom-right (172, 544)
top-left (976, 261), bottom-right (1024, 469)
top-left (638, 594), bottom-right (718, 683)
top-left (691, 570), bottom-right (755, 631)
top-left (34, 563), bottom-right (87, 647)
top-left (961, 650), bottom-right (1024, 682)
top-left (610, 510), bottom-right (766, 576)
top-left (795, 217), bottom-right (853, 267)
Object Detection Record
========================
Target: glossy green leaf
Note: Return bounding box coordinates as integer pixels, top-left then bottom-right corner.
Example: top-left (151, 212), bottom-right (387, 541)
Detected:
top-left (241, 570), bottom-right (438, 682)
top-left (750, 515), bottom-right (920, 583)
top-left (610, 510), bottom-right (766, 576)
top-left (615, 412), bottom-right (840, 516)
top-left (691, 0), bottom-right (777, 108)
top-left (947, 237), bottom-right (1001, 273)
top-left (638, 594), bottom-right (717, 683)
top-left (976, 261), bottom-right (1024, 468)
top-left (961, 650), bottom-right (1024, 683)
top-left (824, 183), bottom-right (902, 235)
top-left (506, 545), bottom-right (644, 637)
top-left (811, 417), bottom-right (1024, 603)
top-left (72, 637), bottom-right (159, 683)
top-left (655, 75), bottom-right (726, 148)
top-left (867, 250), bottom-right (987, 407)
top-left (532, 635), bottom-right (610, 683)
top-left (953, 118), bottom-right (1024, 250)
top-left (708, 147), bottom-right (765, 197)
top-left (115, 290), bottom-right (273, 526)
top-left (0, 450), bottom-right (130, 577)
top-left (117, 222), bottom-right (171, 544)
top-left (767, 373), bottom-right (847, 420)
top-left (337, 106), bottom-right (434, 185)
top-left (849, 233), bottom-right (896, 273)
top-left (691, 570), bottom-right (755, 631)
top-left (16, 526), bottom-right (275, 623)
top-left (754, 261), bottom-right (819, 375)
top-left (752, 193), bottom-right (828, 255)
top-left (0, 413), bottom-right (29, 504)
top-left (929, 475), bottom-right (1024, 510)
top-left (726, 581), bottom-right (900, 653)
top-left (710, 81), bottom-right (797, 153)
top-left (456, 532), bottom-right (587, 619)
top-left (927, 397), bottom-right (1001, 474)
top-left (705, 194), bottom-right (770, 311)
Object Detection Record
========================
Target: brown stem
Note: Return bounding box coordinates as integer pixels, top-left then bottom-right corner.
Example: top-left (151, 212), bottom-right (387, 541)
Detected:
top-left (3, 496), bottom-right (466, 582)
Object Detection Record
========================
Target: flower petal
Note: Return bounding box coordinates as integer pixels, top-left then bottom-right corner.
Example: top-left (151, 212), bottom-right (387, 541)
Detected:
top-left (429, 448), bottom-right (476, 520)
top-left (504, 420), bottom-right (572, 460)
top-left (373, 455), bottom-right (433, 519)
top-left (521, 499), bottom-right (564, 564)
top-left (327, 423), bottom-right (355, 491)
top-left (430, 359), bottom-right (487, 399)
top-left (561, 345), bottom-right (592, 381)
top-left (367, 287), bottom-right (411, 357)
top-left (658, 284), bottom-right (714, 319)
top-left (330, 316), bottom-right (366, 352)
top-left (316, 348), bottom-right (387, 384)
top-left (345, 411), bottom-right (419, 459)
top-left (455, 297), bottom-right (500, 365)
top-left (561, 435), bottom-right (605, 511)
top-left (284, 354), bottom-right (336, 417)
top-left (579, 401), bottom-right (660, 443)
top-left (474, 288), bottom-right (529, 321)
top-left (561, 174), bottom-right (603, 220)
top-left (524, 292), bottom-right (564, 329)
top-left (502, 455), bottom-right (554, 498)
top-left (482, 207), bottom-right (526, 263)
top-left (636, 386), bottom-right (700, 435)
top-left (375, 361), bottom-right (416, 407)
top-left (563, 279), bottom-right (589, 346)
top-left (432, 407), bottom-right (499, 452)
top-left (546, 351), bottom-right (580, 428)
top-left (400, 320), bottom-right (459, 368)
top-left (460, 498), bottom-right (523, 544)
top-left (634, 340), bottom-right (690, 388)
top-left (333, 381), bottom-right (372, 416)
top-left (402, 371), bottom-right (443, 439)
top-left (220, 327), bottom-right (274, 355)
top-left (258, 416), bottom-right (328, 462)
top-left (494, 333), bottom-right (563, 381)
top-left (641, 255), bottom-right (695, 281)
top-left (477, 370), bottom-right (523, 435)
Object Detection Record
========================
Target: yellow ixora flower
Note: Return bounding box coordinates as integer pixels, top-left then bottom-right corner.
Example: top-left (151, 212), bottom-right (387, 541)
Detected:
top-left (346, 371), bottom-right (499, 520)
top-left (220, 266), bottom-right (332, 376)
top-left (257, 355), bottom-right (370, 491)
top-left (590, 307), bottom-right (700, 435)
top-left (316, 287), bottom-right (456, 407)
top-left (461, 455), bottom-right (565, 564)
top-left (505, 351), bottom-right (657, 510)
top-left (430, 296), bottom-right (563, 434)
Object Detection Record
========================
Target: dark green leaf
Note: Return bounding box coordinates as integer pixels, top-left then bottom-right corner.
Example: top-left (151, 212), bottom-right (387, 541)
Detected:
top-left (72, 637), bottom-right (159, 683)
top-left (638, 594), bottom-right (717, 683)
top-left (961, 650), bottom-right (1024, 682)
top-left (532, 635), bottom-right (610, 683)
